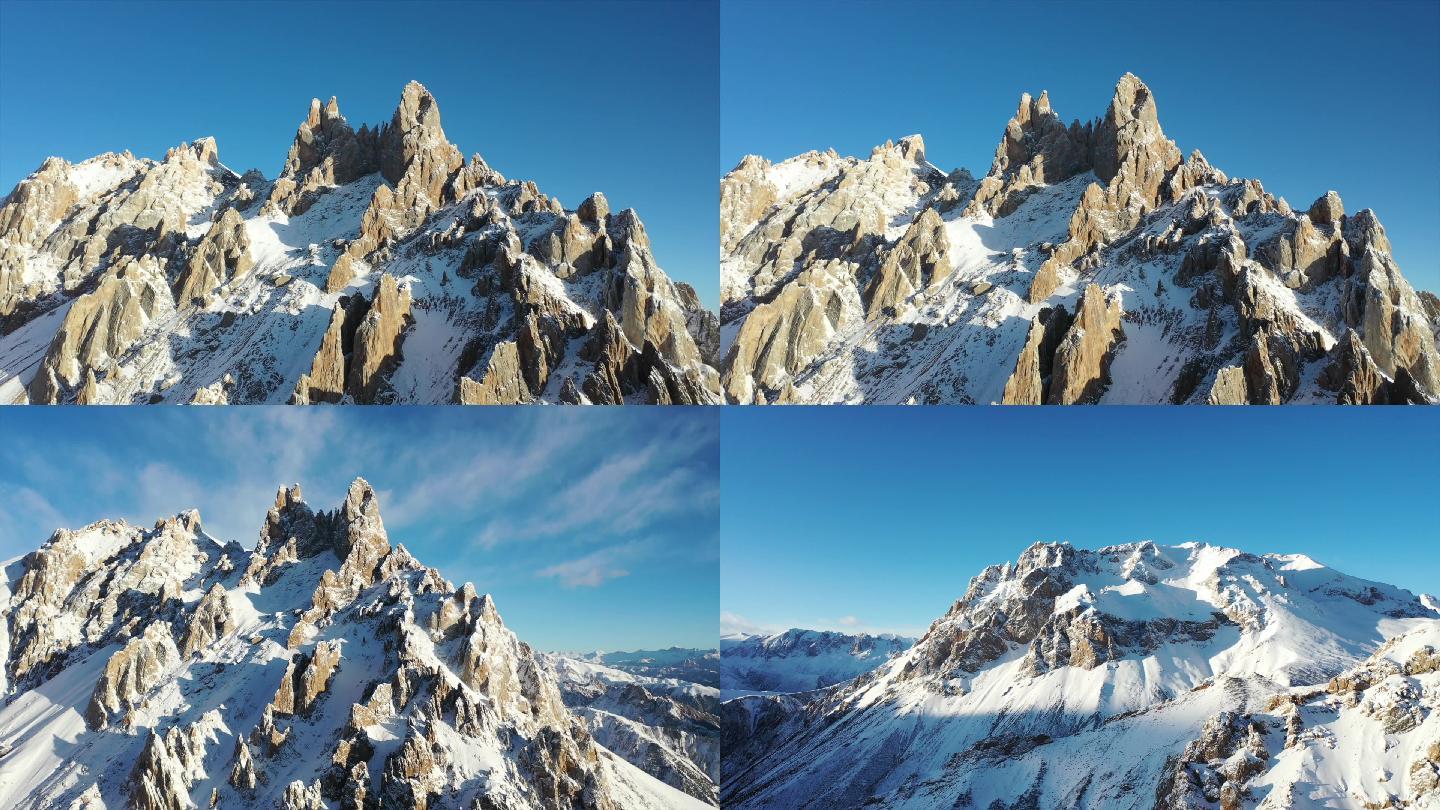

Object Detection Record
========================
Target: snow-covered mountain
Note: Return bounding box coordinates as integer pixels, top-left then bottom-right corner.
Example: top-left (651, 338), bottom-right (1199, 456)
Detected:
top-left (719, 73), bottom-right (1440, 404)
top-left (0, 81), bottom-right (720, 404)
top-left (720, 541), bottom-right (1440, 809)
top-left (561, 648), bottom-right (720, 686)
top-left (544, 653), bottom-right (720, 804)
top-left (0, 479), bottom-right (707, 809)
top-left (720, 630), bottom-right (913, 697)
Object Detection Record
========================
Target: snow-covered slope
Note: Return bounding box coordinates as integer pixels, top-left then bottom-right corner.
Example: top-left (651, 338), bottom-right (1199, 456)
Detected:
top-left (720, 541), bottom-right (1440, 809)
top-left (0, 81), bottom-right (720, 404)
top-left (545, 652), bottom-right (721, 804)
top-left (719, 73), bottom-right (1440, 405)
top-left (721, 630), bottom-right (913, 698)
top-left (0, 479), bottom-right (705, 809)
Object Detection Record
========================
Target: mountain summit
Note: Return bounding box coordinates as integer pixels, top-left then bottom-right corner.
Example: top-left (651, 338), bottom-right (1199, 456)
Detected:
top-left (720, 541), bottom-right (1440, 808)
top-left (0, 479), bottom-right (707, 809)
top-left (0, 82), bottom-right (721, 404)
top-left (719, 73), bottom-right (1440, 404)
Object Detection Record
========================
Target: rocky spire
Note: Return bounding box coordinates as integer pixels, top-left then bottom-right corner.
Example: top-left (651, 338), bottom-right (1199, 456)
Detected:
top-left (378, 80), bottom-right (461, 185)
top-left (266, 94), bottom-right (381, 216)
top-left (966, 90), bottom-right (1096, 217)
top-left (1093, 72), bottom-right (1178, 183)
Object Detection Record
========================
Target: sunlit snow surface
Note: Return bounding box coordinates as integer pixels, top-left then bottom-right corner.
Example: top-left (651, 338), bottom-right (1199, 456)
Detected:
top-left (1, 152), bottom-right (693, 404)
top-left (722, 543), bottom-right (1440, 809)
top-left (723, 146), bottom-right (1437, 404)
top-left (0, 529), bottom-right (706, 810)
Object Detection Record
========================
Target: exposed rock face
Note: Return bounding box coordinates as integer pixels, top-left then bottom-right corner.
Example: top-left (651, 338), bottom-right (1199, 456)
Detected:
top-left (5, 510), bottom-right (237, 691)
top-left (271, 641), bottom-right (341, 717)
top-left (677, 281), bottom-right (720, 366)
top-left (1001, 305), bottom-right (1073, 404)
top-left (1205, 365), bottom-right (1249, 405)
top-left (1155, 709), bottom-right (1270, 810)
top-left (718, 142), bottom-right (944, 402)
top-left (865, 208), bottom-right (949, 318)
top-left (292, 295), bottom-right (368, 404)
top-left (179, 582), bottom-right (235, 657)
top-left (457, 339), bottom-right (529, 404)
top-left (1001, 284), bottom-right (1122, 404)
top-left (966, 90), bottom-right (1095, 218)
top-left (2, 142), bottom-right (224, 332)
top-left (2, 82), bottom-right (717, 405)
top-left (27, 255), bottom-right (176, 403)
top-left (175, 207), bottom-right (252, 306)
top-left (127, 713), bottom-right (225, 810)
top-left (1047, 283), bottom-right (1124, 403)
top-left (87, 622), bottom-right (181, 730)
top-left (345, 273), bottom-right (412, 401)
top-left (720, 72), bottom-right (1439, 404)
top-left (1, 480), bottom-right (690, 809)
top-left (723, 261), bottom-right (862, 404)
top-left (266, 96), bottom-right (379, 217)
top-left (720, 155), bottom-right (779, 255)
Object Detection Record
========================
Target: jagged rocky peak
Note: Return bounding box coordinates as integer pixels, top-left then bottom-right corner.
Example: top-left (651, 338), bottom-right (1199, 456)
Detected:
top-left (379, 79), bottom-right (463, 185)
top-left (243, 477), bottom-right (392, 587)
top-left (719, 71), bottom-right (1438, 405)
top-left (0, 79), bottom-right (714, 405)
top-left (1094, 71), bottom-right (1179, 182)
top-left (266, 80), bottom-right (462, 217)
top-left (0, 483), bottom-right (698, 809)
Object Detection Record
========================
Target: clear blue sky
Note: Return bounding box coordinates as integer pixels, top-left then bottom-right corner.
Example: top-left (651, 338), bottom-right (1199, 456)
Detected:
top-left (0, 0), bottom-right (719, 308)
top-left (0, 408), bottom-right (718, 653)
top-left (721, 408), bottom-right (1439, 638)
top-left (722, 0), bottom-right (1440, 294)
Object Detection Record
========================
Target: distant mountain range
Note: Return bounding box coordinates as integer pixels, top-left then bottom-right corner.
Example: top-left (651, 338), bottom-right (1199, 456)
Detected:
top-left (721, 629), bottom-right (913, 697)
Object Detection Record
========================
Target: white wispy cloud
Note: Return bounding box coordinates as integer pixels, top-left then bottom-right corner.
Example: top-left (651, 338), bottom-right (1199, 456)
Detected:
top-left (719, 611), bottom-right (776, 637)
top-left (536, 538), bottom-right (653, 588)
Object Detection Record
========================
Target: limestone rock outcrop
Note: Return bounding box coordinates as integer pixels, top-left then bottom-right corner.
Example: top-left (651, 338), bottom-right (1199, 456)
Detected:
top-left (27, 255), bottom-right (176, 403)
top-left (965, 90), bottom-right (1095, 218)
top-left (127, 713), bottom-right (225, 810)
top-left (266, 96), bottom-right (380, 217)
top-left (865, 207), bottom-right (949, 318)
top-left (345, 273), bottom-right (412, 401)
top-left (291, 275), bottom-right (412, 404)
top-left (1, 82), bottom-right (717, 405)
top-left (722, 260), bottom-right (862, 404)
top-left (86, 622), bottom-right (180, 729)
top-left (1046, 284), bottom-right (1124, 404)
top-left (720, 155), bottom-right (779, 256)
top-left (179, 582), bottom-right (235, 657)
top-left (271, 641), bottom-right (342, 718)
top-left (720, 71), bottom-right (1438, 404)
top-left (1000, 305), bottom-right (1074, 404)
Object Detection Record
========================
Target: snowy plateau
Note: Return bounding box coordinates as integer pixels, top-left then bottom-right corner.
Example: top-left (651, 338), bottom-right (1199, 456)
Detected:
top-left (719, 73), bottom-right (1440, 405)
top-left (0, 479), bottom-right (713, 809)
top-left (0, 81), bottom-right (720, 404)
top-left (720, 541), bottom-right (1440, 809)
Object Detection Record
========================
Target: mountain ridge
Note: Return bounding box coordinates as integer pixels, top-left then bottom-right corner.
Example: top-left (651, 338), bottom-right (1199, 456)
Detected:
top-left (720, 539), bottom-right (1440, 809)
top-left (0, 81), bottom-right (721, 404)
top-left (719, 73), bottom-right (1440, 405)
top-left (720, 629), bottom-right (914, 698)
top-left (0, 477), bottom-right (708, 809)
